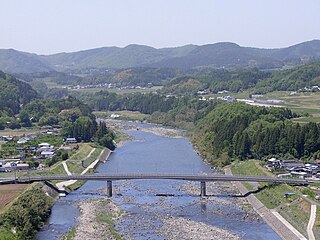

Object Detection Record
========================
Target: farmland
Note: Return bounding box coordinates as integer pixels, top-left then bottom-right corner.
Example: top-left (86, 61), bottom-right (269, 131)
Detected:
top-left (0, 184), bottom-right (29, 212)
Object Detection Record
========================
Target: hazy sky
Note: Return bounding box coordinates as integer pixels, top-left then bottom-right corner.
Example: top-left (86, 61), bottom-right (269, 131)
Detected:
top-left (1, 0), bottom-right (319, 54)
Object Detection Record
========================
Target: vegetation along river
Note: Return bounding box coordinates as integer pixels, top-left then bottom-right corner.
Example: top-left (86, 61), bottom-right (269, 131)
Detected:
top-left (37, 123), bottom-right (280, 240)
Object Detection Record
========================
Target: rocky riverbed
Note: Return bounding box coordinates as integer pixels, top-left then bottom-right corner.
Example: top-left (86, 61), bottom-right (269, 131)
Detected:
top-left (73, 198), bottom-right (122, 240)
top-left (159, 216), bottom-right (240, 240)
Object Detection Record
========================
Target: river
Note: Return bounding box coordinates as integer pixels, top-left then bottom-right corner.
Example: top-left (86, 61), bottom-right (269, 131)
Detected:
top-left (37, 124), bottom-right (280, 240)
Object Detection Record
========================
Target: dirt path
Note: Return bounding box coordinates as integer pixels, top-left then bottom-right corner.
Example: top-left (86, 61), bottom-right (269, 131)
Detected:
top-left (62, 161), bottom-right (72, 176)
top-left (307, 204), bottom-right (316, 240)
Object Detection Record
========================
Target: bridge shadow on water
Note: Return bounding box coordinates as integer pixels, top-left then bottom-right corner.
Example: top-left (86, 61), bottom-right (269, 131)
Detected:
top-left (69, 183), bottom-right (281, 199)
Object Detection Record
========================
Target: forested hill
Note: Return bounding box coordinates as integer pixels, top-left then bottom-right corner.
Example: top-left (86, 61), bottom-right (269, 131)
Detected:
top-left (0, 49), bottom-right (52, 73)
top-left (192, 103), bottom-right (320, 166)
top-left (0, 71), bottom-right (38, 115)
top-left (161, 61), bottom-right (320, 95)
top-left (1, 40), bottom-right (320, 73)
top-left (255, 61), bottom-right (320, 92)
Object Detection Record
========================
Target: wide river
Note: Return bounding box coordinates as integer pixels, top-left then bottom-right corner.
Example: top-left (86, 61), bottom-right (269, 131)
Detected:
top-left (37, 124), bottom-right (280, 239)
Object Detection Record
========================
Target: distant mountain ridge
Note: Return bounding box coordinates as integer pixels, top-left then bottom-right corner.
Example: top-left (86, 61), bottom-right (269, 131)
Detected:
top-left (1, 40), bottom-right (320, 73)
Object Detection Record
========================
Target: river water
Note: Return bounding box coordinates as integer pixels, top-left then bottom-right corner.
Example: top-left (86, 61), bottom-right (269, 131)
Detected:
top-left (37, 125), bottom-right (280, 240)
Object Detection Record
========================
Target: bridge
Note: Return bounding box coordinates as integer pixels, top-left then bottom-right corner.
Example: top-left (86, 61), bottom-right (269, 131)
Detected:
top-left (1, 173), bottom-right (317, 197)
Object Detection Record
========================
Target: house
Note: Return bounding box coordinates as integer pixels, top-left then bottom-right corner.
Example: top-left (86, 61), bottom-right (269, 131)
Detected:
top-left (251, 94), bottom-right (264, 99)
top-left (41, 151), bottom-right (55, 159)
top-left (0, 162), bottom-right (30, 171)
top-left (197, 90), bottom-right (208, 95)
top-left (266, 158), bottom-right (281, 170)
top-left (17, 135), bottom-right (36, 144)
top-left (65, 138), bottom-right (77, 143)
top-left (110, 114), bottom-right (120, 119)
top-left (38, 142), bottom-right (51, 148)
top-left (281, 160), bottom-right (304, 171)
top-left (1, 136), bottom-right (13, 141)
top-left (38, 143), bottom-right (54, 152)
top-left (16, 146), bottom-right (24, 151)
top-left (217, 90), bottom-right (229, 94)
top-left (290, 171), bottom-right (312, 179)
top-left (217, 96), bottom-right (236, 102)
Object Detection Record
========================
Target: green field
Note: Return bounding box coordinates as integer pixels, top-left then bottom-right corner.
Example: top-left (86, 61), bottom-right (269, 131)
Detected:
top-left (69, 143), bottom-right (94, 160)
top-left (71, 86), bottom-right (162, 94)
top-left (263, 91), bottom-right (320, 122)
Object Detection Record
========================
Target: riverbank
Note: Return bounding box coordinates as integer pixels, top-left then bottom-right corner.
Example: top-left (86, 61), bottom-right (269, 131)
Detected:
top-left (227, 161), bottom-right (314, 240)
top-left (103, 119), bottom-right (187, 138)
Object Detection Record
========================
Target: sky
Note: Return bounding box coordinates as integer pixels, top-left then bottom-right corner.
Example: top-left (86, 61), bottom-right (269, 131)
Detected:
top-left (0, 0), bottom-right (319, 54)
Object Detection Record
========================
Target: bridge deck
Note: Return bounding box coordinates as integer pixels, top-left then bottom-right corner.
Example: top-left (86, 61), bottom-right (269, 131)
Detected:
top-left (0, 173), bottom-right (315, 185)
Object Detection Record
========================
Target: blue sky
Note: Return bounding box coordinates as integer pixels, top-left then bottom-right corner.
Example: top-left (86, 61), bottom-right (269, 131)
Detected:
top-left (1, 0), bottom-right (319, 54)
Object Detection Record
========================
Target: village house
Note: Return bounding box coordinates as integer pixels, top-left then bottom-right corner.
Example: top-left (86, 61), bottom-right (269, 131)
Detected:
top-left (65, 138), bottom-right (77, 143)
top-left (40, 151), bottom-right (55, 159)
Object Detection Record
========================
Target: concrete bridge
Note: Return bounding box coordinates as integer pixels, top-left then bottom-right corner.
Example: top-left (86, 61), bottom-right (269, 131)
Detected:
top-left (0, 173), bottom-right (316, 197)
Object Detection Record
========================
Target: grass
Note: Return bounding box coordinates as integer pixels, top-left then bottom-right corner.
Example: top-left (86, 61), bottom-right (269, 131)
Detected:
top-left (69, 143), bottom-right (94, 160)
top-left (231, 160), bottom-right (299, 209)
top-left (279, 200), bottom-right (310, 237)
top-left (314, 207), bottom-right (320, 240)
top-left (231, 160), bottom-right (271, 177)
top-left (96, 212), bottom-right (124, 240)
top-left (0, 127), bottom-right (42, 137)
top-left (61, 227), bottom-right (76, 240)
top-left (264, 91), bottom-right (320, 122)
top-left (0, 229), bottom-right (18, 240)
top-left (114, 131), bottom-right (133, 144)
top-left (67, 147), bottom-right (102, 174)
top-left (209, 91), bottom-right (320, 124)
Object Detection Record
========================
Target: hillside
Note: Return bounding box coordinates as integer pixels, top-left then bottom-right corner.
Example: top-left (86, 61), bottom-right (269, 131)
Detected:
top-left (148, 42), bottom-right (283, 69)
top-left (161, 61), bottom-right (320, 95)
top-left (1, 40), bottom-right (320, 73)
top-left (0, 71), bottom-right (38, 115)
top-left (0, 49), bottom-right (52, 73)
top-left (41, 44), bottom-right (198, 71)
top-left (255, 61), bottom-right (320, 92)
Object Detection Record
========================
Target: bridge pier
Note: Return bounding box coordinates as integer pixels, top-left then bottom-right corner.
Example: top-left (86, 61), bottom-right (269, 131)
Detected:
top-left (107, 180), bottom-right (112, 197)
top-left (200, 181), bottom-right (206, 197)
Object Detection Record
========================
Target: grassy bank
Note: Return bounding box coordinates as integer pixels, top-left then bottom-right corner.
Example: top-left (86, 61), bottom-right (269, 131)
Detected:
top-left (230, 160), bottom-right (320, 236)
top-left (231, 160), bottom-right (299, 208)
